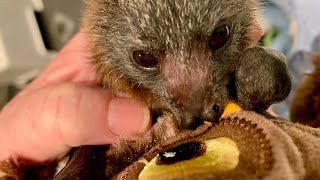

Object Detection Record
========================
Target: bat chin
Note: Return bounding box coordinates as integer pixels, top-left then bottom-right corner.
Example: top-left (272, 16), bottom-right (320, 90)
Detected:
top-left (179, 115), bottom-right (204, 130)
top-left (170, 102), bottom-right (242, 130)
top-left (168, 109), bottom-right (215, 130)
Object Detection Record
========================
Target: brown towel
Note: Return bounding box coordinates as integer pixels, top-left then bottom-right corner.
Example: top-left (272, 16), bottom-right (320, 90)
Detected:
top-left (52, 111), bottom-right (320, 180)
top-left (1, 111), bottom-right (320, 180)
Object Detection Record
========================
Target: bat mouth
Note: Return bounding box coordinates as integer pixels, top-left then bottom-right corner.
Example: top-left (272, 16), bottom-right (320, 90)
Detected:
top-left (151, 102), bottom-right (243, 131)
top-left (150, 110), bottom-right (165, 125)
top-left (177, 102), bottom-right (242, 130)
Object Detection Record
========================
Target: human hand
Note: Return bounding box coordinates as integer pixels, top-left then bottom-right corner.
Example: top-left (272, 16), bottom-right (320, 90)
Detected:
top-left (0, 32), bottom-right (151, 163)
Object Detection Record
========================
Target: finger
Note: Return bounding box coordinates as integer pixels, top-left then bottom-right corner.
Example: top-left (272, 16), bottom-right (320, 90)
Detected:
top-left (0, 84), bottom-right (151, 161)
top-left (21, 32), bottom-right (97, 95)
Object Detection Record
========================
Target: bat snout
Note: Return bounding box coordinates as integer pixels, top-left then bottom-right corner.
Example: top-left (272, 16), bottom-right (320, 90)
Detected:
top-left (162, 53), bottom-right (228, 129)
top-left (178, 102), bottom-right (223, 129)
top-left (180, 115), bottom-right (203, 130)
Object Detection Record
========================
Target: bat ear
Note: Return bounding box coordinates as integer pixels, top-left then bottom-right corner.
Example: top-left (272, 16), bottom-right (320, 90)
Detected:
top-left (235, 46), bottom-right (292, 110)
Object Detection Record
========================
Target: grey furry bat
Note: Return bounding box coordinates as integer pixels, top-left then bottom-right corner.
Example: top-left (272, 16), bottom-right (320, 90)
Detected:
top-left (83, 0), bottom-right (291, 128)
top-left (0, 0), bottom-right (292, 179)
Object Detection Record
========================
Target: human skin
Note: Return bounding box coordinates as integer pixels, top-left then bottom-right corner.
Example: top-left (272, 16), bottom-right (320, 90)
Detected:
top-left (0, 32), bottom-right (151, 167)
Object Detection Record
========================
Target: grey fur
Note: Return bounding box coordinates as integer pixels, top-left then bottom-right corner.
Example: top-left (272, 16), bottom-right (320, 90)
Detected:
top-left (83, 0), bottom-right (287, 128)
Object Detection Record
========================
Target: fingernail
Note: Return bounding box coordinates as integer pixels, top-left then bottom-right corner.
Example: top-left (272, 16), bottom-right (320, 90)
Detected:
top-left (108, 97), bottom-right (151, 137)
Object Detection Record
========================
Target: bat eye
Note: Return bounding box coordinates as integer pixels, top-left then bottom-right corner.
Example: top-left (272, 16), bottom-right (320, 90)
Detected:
top-left (132, 50), bottom-right (158, 69)
top-left (209, 25), bottom-right (230, 51)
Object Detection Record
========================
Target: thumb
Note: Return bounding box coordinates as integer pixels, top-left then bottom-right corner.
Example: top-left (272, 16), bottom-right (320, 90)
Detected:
top-left (43, 83), bottom-right (152, 146)
top-left (0, 83), bottom-right (151, 161)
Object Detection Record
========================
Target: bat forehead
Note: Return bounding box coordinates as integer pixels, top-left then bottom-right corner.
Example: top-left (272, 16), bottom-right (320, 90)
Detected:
top-left (118, 0), bottom-right (260, 49)
top-left (85, 0), bottom-right (261, 85)
top-left (162, 52), bottom-right (210, 91)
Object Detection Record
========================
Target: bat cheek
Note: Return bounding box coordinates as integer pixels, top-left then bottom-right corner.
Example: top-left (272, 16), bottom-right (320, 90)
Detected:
top-left (249, 24), bottom-right (264, 47)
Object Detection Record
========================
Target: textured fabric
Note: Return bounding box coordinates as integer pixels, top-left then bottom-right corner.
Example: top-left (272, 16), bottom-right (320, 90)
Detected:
top-left (53, 111), bottom-right (320, 180)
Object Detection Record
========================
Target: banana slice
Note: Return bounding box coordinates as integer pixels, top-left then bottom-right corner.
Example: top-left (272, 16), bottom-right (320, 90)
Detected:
top-left (221, 102), bottom-right (243, 118)
top-left (139, 138), bottom-right (239, 180)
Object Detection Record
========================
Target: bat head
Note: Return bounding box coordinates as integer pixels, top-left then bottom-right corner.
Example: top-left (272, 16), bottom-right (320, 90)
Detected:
top-left (83, 0), bottom-right (263, 128)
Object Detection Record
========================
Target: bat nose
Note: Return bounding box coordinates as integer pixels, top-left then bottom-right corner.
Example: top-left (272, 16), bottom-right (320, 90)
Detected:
top-left (179, 104), bottom-right (222, 129)
top-left (180, 116), bottom-right (204, 129)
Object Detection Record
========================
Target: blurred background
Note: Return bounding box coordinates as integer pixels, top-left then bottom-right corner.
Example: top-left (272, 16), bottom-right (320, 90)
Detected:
top-left (0, 0), bottom-right (82, 107)
top-left (0, 0), bottom-right (320, 118)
